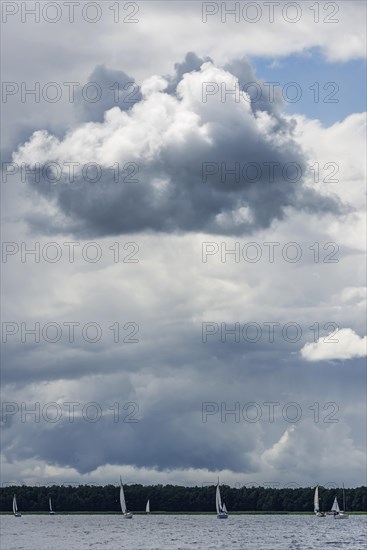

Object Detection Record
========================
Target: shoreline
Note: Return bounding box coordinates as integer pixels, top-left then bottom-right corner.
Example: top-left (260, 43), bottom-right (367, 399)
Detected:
top-left (1, 511), bottom-right (366, 515)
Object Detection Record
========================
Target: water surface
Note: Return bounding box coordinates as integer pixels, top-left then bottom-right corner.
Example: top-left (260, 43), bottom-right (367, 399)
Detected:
top-left (1, 514), bottom-right (366, 549)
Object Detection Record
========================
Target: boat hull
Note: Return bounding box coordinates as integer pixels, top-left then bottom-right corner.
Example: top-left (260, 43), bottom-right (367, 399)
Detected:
top-left (124, 513), bottom-right (133, 519)
top-left (333, 513), bottom-right (349, 519)
top-left (217, 513), bottom-right (228, 519)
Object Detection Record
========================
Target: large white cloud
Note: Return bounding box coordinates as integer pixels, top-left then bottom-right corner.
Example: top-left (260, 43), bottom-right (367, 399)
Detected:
top-left (12, 59), bottom-right (342, 237)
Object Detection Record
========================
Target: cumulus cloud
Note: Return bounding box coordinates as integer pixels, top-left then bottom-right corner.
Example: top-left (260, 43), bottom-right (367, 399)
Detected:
top-left (260, 421), bottom-right (366, 481)
top-left (300, 328), bottom-right (367, 361)
top-left (13, 56), bottom-right (341, 237)
top-left (338, 287), bottom-right (366, 305)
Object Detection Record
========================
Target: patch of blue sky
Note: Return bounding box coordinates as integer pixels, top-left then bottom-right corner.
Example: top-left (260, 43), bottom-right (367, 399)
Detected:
top-left (250, 48), bottom-right (366, 126)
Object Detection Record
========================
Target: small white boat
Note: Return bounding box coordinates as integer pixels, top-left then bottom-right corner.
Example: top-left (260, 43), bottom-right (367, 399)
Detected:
top-left (331, 486), bottom-right (349, 519)
top-left (146, 499), bottom-right (150, 514)
top-left (314, 485), bottom-right (326, 517)
top-left (216, 480), bottom-right (228, 519)
top-left (120, 477), bottom-right (133, 519)
top-left (49, 497), bottom-right (55, 515)
top-left (13, 495), bottom-right (21, 517)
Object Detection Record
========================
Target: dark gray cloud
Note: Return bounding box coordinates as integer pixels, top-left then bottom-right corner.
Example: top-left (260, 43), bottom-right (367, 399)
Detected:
top-left (2, 344), bottom-right (365, 476)
top-left (74, 64), bottom-right (142, 123)
top-left (224, 57), bottom-right (284, 116)
top-left (2, 243), bottom-right (363, 481)
top-left (2, 281), bottom-right (365, 476)
top-left (165, 52), bottom-right (213, 94)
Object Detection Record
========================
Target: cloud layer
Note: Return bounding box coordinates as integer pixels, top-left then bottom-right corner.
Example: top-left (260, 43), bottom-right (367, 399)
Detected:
top-left (2, 1), bottom-right (366, 489)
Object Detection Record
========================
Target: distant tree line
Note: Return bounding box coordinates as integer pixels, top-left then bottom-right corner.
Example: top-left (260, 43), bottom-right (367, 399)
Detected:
top-left (1, 485), bottom-right (366, 513)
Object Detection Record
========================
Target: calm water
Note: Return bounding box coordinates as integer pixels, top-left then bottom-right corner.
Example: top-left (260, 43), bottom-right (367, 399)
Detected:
top-left (1, 514), bottom-right (366, 550)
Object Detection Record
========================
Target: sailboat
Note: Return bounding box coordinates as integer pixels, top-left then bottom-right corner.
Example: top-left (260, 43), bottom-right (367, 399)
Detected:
top-left (215, 480), bottom-right (228, 519)
top-left (331, 485), bottom-right (349, 519)
top-left (146, 499), bottom-right (150, 514)
top-left (13, 495), bottom-right (21, 517)
top-left (49, 497), bottom-right (55, 515)
top-left (120, 477), bottom-right (133, 519)
top-left (313, 485), bottom-right (325, 517)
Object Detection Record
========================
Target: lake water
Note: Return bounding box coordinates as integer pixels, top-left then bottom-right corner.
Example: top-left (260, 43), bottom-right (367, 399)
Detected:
top-left (1, 514), bottom-right (366, 549)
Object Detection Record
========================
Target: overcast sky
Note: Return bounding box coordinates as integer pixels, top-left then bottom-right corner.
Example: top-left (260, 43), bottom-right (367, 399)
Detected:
top-left (1, 1), bottom-right (366, 490)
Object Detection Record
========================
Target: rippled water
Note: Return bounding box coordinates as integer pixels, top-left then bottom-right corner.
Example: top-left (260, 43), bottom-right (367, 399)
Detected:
top-left (1, 514), bottom-right (366, 549)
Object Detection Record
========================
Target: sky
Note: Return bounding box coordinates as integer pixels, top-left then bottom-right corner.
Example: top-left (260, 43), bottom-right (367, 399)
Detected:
top-left (1, 0), bottom-right (366, 491)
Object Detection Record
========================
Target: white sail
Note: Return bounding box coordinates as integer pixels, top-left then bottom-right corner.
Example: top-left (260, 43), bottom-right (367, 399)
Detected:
top-left (49, 497), bottom-right (55, 514)
top-left (215, 483), bottom-right (222, 514)
top-left (314, 486), bottom-right (320, 513)
top-left (331, 496), bottom-right (340, 513)
top-left (13, 495), bottom-right (21, 517)
top-left (119, 477), bottom-right (133, 518)
top-left (120, 483), bottom-right (127, 514)
top-left (215, 481), bottom-right (228, 518)
top-left (146, 499), bottom-right (150, 513)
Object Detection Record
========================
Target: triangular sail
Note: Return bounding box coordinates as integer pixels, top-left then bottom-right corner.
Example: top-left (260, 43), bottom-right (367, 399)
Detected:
top-left (120, 477), bottom-right (127, 514)
top-left (314, 486), bottom-right (320, 513)
top-left (215, 482), bottom-right (222, 514)
top-left (146, 499), bottom-right (150, 513)
top-left (49, 497), bottom-right (53, 512)
top-left (222, 502), bottom-right (228, 514)
top-left (13, 495), bottom-right (17, 515)
top-left (331, 496), bottom-right (340, 513)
